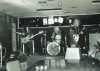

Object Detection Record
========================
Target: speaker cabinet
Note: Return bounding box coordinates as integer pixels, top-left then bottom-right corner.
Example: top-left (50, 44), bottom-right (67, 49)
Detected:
top-left (6, 60), bottom-right (21, 71)
top-left (65, 48), bottom-right (80, 63)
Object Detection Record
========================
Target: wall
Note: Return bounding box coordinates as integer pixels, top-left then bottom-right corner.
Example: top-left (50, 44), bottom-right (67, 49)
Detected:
top-left (0, 12), bottom-right (17, 58)
top-left (89, 33), bottom-right (100, 57)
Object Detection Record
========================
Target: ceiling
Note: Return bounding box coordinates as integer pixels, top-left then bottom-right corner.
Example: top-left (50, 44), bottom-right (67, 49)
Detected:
top-left (0, 0), bottom-right (100, 17)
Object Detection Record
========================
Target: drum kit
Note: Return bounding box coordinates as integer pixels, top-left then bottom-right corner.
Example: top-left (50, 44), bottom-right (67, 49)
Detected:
top-left (47, 34), bottom-right (61, 56)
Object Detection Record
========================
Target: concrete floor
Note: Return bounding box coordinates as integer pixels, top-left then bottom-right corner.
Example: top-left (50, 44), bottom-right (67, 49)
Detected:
top-left (1, 55), bottom-right (100, 71)
top-left (27, 56), bottom-right (100, 71)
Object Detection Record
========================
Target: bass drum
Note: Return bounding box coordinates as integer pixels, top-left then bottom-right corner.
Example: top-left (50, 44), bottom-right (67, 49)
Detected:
top-left (47, 42), bottom-right (60, 56)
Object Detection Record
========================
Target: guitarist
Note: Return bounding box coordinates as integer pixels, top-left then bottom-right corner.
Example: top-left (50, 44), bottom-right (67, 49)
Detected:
top-left (21, 27), bottom-right (44, 56)
top-left (20, 27), bottom-right (33, 56)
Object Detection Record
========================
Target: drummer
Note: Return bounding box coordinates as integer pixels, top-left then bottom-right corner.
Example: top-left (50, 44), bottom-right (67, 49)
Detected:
top-left (51, 26), bottom-right (61, 42)
top-left (51, 27), bottom-right (63, 55)
top-left (54, 35), bottom-right (61, 45)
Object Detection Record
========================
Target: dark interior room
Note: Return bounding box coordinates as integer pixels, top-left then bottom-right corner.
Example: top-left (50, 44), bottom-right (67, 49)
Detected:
top-left (0, 0), bottom-right (100, 71)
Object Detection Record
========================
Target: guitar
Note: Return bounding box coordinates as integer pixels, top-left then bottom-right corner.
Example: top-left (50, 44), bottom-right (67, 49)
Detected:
top-left (71, 26), bottom-right (85, 43)
top-left (21, 31), bottom-right (44, 43)
top-left (73, 34), bottom-right (79, 43)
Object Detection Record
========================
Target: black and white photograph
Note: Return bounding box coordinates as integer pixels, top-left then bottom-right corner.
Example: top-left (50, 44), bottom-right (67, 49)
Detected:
top-left (0, 0), bottom-right (100, 71)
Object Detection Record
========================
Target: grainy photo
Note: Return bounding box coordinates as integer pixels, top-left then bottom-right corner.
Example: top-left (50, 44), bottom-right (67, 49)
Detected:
top-left (0, 0), bottom-right (100, 71)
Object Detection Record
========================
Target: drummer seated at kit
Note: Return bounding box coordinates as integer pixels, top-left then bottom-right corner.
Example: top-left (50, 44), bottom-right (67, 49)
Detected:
top-left (47, 27), bottom-right (66, 56)
top-left (47, 27), bottom-right (61, 44)
top-left (54, 35), bottom-right (61, 45)
top-left (51, 27), bottom-right (61, 41)
top-left (47, 35), bottom-right (61, 56)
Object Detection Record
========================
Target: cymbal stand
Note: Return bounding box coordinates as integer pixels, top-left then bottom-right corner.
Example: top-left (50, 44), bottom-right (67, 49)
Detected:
top-left (44, 31), bottom-right (47, 56)
top-left (32, 40), bottom-right (35, 55)
top-left (22, 43), bottom-right (25, 54)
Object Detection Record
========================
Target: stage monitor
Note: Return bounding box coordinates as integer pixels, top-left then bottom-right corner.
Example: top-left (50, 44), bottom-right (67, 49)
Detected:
top-left (65, 48), bottom-right (80, 63)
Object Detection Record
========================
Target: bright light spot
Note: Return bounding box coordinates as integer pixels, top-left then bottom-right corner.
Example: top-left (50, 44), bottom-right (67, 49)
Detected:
top-left (48, 16), bottom-right (54, 25)
top-left (44, 65), bottom-right (48, 70)
top-left (4, 0), bottom-right (24, 5)
top-left (69, 19), bottom-right (72, 23)
top-left (73, 19), bottom-right (80, 27)
top-left (58, 17), bottom-right (63, 23)
top-left (40, 65), bottom-right (44, 70)
top-left (54, 18), bottom-right (58, 22)
top-left (43, 18), bottom-right (48, 25)
top-left (35, 66), bottom-right (39, 70)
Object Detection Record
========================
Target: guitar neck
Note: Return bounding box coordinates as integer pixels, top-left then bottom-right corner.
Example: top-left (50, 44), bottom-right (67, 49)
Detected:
top-left (29, 33), bottom-right (41, 40)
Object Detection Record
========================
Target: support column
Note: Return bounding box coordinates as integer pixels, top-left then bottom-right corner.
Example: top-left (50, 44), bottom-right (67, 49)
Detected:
top-left (12, 23), bottom-right (17, 52)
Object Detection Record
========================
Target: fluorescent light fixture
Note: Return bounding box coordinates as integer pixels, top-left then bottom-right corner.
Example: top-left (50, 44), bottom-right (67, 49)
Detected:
top-left (36, 8), bottom-right (62, 11)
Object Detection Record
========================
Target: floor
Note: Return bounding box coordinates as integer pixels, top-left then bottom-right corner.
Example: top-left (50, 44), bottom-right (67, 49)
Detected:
top-left (26, 56), bottom-right (100, 71)
top-left (1, 54), bottom-right (100, 71)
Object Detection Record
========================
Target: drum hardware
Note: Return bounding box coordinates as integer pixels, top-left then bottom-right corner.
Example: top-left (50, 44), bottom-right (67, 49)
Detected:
top-left (22, 43), bottom-right (25, 54)
top-left (41, 36), bottom-right (45, 55)
top-left (32, 40), bottom-right (35, 55)
top-left (41, 31), bottom-right (47, 56)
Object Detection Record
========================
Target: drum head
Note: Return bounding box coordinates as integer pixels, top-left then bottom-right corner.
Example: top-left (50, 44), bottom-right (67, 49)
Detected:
top-left (47, 42), bottom-right (60, 56)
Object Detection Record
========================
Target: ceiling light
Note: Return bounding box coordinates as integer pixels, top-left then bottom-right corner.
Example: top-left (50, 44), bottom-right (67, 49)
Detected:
top-left (69, 19), bottom-right (72, 24)
top-left (36, 8), bottom-right (62, 11)
top-left (54, 18), bottom-right (58, 22)
top-left (58, 17), bottom-right (63, 23)
top-left (43, 18), bottom-right (48, 25)
top-left (48, 16), bottom-right (54, 25)
top-left (73, 19), bottom-right (80, 27)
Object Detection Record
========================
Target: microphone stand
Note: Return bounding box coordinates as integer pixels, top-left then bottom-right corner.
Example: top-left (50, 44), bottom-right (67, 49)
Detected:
top-left (42, 32), bottom-right (47, 56)
top-left (32, 40), bottom-right (35, 55)
top-left (22, 43), bottom-right (25, 54)
top-left (44, 31), bottom-right (47, 56)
